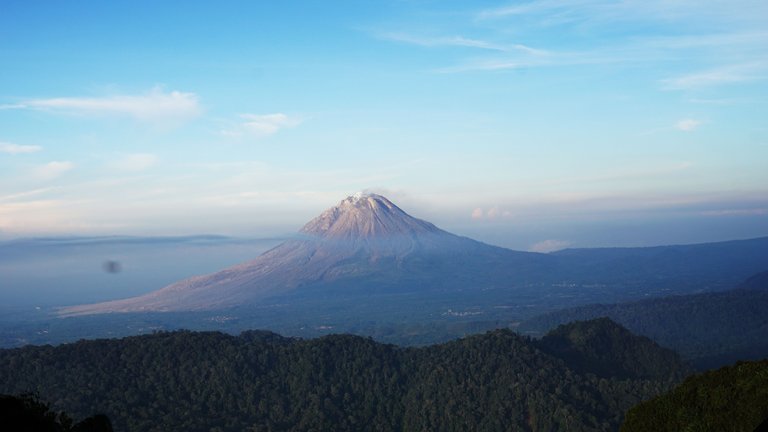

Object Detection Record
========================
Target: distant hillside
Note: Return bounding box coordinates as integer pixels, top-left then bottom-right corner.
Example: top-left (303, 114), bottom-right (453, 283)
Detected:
top-left (736, 270), bottom-right (768, 290)
top-left (537, 318), bottom-right (689, 380)
top-left (551, 236), bottom-right (768, 290)
top-left (621, 359), bottom-right (768, 432)
top-left (520, 271), bottom-right (768, 369)
top-left (0, 319), bottom-right (684, 432)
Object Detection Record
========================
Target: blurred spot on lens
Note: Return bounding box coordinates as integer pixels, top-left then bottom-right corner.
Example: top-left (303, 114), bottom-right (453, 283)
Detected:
top-left (103, 260), bottom-right (121, 274)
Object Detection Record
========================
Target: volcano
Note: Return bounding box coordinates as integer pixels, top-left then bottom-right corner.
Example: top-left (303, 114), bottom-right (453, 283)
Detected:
top-left (58, 193), bottom-right (768, 320)
top-left (59, 193), bottom-right (553, 316)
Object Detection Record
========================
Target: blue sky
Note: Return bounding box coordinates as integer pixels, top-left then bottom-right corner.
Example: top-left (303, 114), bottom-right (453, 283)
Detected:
top-left (1, 0), bottom-right (767, 250)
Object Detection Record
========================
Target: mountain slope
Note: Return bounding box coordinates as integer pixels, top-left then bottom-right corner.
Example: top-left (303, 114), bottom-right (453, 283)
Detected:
top-left (59, 193), bottom-right (554, 316)
top-left (0, 319), bottom-right (684, 432)
top-left (520, 271), bottom-right (768, 369)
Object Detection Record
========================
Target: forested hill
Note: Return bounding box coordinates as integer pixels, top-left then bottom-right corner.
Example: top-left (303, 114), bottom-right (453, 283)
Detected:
top-left (0, 319), bottom-right (684, 432)
top-left (537, 318), bottom-right (689, 380)
top-left (621, 359), bottom-right (768, 432)
top-left (520, 270), bottom-right (768, 369)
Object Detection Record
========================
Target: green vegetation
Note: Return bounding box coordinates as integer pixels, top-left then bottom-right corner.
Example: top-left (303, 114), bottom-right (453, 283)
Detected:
top-left (621, 359), bottom-right (768, 432)
top-left (0, 319), bottom-right (683, 431)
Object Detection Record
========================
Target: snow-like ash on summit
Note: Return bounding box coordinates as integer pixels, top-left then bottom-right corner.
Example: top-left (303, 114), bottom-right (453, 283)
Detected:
top-left (300, 193), bottom-right (441, 240)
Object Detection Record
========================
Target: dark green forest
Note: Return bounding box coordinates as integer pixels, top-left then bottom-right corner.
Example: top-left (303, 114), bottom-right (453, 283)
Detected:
top-left (621, 359), bottom-right (768, 432)
top-left (0, 319), bottom-right (683, 432)
top-left (0, 393), bottom-right (113, 432)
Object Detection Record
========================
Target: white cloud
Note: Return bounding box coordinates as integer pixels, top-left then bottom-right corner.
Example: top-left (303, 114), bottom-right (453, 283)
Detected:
top-left (33, 161), bottom-right (74, 180)
top-left (222, 113), bottom-right (302, 138)
top-left (529, 239), bottom-right (571, 253)
top-left (16, 87), bottom-right (201, 123)
top-left (0, 141), bottom-right (42, 154)
top-left (470, 206), bottom-right (513, 220)
top-left (675, 119), bottom-right (702, 131)
top-left (112, 153), bottom-right (158, 172)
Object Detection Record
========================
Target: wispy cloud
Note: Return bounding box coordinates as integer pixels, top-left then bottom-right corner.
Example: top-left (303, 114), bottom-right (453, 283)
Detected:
top-left (33, 161), bottom-right (74, 180)
top-left (641, 119), bottom-right (704, 135)
top-left (637, 31), bottom-right (768, 50)
top-left (111, 153), bottom-right (158, 172)
top-left (468, 1), bottom-right (768, 80)
top-left (0, 104), bottom-right (28, 110)
top-left (661, 63), bottom-right (767, 89)
top-left (379, 32), bottom-right (547, 55)
top-left (11, 87), bottom-right (201, 123)
top-left (478, 0), bottom-right (592, 20)
top-left (675, 118), bottom-right (702, 131)
top-left (0, 141), bottom-right (42, 154)
top-left (222, 113), bottom-right (302, 139)
top-left (529, 239), bottom-right (571, 253)
top-left (0, 187), bottom-right (56, 203)
top-left (380, 32), bottom-right (504, 51)
top-left (437, 58), bottom-right (551, 73)
top-left (434, 49), bottom-right (614, 73)
top-left (477, 0), bottom-right (766, 26)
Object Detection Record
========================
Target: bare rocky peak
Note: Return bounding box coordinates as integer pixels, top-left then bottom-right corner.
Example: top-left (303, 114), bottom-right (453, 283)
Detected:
top-left (300, 192), bottom-right (443, 240)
